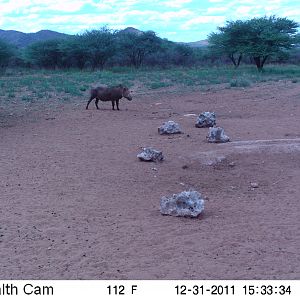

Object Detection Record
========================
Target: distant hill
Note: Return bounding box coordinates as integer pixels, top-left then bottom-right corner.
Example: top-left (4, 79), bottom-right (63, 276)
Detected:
top-left (0, 29), bottom-right (70, 48)
top-left (119, 27), bottom-right (207, 47)
top-left (0, 27), bottom-right (208, 48)
top-left (185, 40), bottom-right (209, 48)
top-left (118, 27), bottom-right (144, 36)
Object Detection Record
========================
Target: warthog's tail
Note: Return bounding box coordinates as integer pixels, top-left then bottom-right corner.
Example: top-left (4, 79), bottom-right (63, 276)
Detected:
top-left (86, 89), bottom-right (97, 110)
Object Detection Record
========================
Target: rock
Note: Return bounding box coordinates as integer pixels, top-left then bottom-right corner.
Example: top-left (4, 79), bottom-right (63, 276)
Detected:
top-left (158, 120), bottom-right (182, 135)
top-left (207, 127), bottom-right (230, 143)
top-left (195, 112), bottom-right (216, 128)
top-left (160, 190), bottom-right (205, 217)
top-left (137, 147), bottom-right (164, 162)
top-left (250, 182), bottom-right (259, 188)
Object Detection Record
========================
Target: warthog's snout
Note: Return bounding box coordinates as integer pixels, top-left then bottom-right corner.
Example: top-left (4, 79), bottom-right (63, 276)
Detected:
top-left (123, 88), bottom-right (133, 101)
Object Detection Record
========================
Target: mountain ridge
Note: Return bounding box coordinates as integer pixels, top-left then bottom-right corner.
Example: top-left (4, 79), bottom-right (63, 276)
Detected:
top-left (0, 29), bottom-right (70, 48)
top-left (0, 28), bottom-right (207, 48)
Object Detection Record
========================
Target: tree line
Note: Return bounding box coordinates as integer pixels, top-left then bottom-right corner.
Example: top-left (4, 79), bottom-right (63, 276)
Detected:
top-left (0, 16), bottom-right (299, 72)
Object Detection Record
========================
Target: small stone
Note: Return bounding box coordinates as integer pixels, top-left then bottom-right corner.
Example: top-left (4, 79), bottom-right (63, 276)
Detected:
top-left (250, 182), bottom-right (259, 188)
top-left (160, 190), bottom-right (205, 217)
top-left (184, 113), bottom-right (197, 117)
top-left (158, 120), bottom-right (182, 135)
top-left (137, 147), bottom-right (164, 162)
top-left (207, 127), bottom-right (230, 143)
top-left (195, 112), bottom-right (216, 128)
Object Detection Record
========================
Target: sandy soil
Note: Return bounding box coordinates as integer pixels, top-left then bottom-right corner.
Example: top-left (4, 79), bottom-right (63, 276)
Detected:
top-left (0, 80), bottom-right (299, 279)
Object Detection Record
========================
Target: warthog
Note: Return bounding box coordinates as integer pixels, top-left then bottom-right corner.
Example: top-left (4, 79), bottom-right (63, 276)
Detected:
top-left (86, 84), bottom-right (132, 110)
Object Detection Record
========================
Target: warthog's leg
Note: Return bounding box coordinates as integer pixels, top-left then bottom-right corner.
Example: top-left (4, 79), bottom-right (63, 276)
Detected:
top-left (112, 101), bottom-right (115, 110)
top-left (116, 99), bottom-right (120, 110)
top-left (86, 96), bottom-right (94, 110)
top-left (95, 98), bottom-right (100, 109)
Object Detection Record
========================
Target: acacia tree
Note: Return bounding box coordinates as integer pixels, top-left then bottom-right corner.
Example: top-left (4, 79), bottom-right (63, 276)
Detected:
top-left (0, 39), bottom-right (15, 70)
top-left (208, 20), bottom-right (247, 68)
top-left (81, 27), bottom-right (116, 70)
top-left (25, 39), bottom-right (62, 68)
top-left (243, 16), bottom-right (299, 70)
top-left (59, 36), bottom-right (89, 69)
top-left (208, 16), bottom-right (299, 70)
top-left (117, 31), bottom-right (162, 68)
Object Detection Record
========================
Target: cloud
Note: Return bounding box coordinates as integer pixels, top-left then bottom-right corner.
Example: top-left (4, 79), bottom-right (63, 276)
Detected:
top-left (206, 7), bottom-right (228, 14)
top-left (181, 16), bottom-right (226, 30)
top-left (236, 6), bottom-right (254, 15)
top-left (1, 0), bottom-right (88, 14)
top-left (163, 0), bottom-right (193, 8)
top-left (156, 9), bottom-right (193, 21)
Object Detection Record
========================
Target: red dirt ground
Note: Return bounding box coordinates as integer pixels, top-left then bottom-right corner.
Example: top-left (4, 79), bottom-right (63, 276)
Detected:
top-left (0, 81), bottom-right (299, 279)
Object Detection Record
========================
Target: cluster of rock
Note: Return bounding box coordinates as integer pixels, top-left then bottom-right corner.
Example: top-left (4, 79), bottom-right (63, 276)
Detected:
top-left (194, 111), bottom-right (230, 143)
top-left (137, 111), bottom-right (231, 218)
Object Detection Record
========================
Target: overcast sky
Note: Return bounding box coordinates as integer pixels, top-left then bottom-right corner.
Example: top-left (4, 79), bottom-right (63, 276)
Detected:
top-left (0, 0), bottom-right (299, 42)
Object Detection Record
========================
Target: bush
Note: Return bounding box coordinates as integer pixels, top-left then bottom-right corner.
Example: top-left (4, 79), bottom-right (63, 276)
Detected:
top-left (0, 39), bottom-right (15, 71)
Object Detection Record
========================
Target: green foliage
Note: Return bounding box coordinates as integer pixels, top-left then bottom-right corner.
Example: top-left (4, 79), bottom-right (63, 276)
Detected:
top-left (229, 78), bottom-right (251, 87)
top-left (59, 36), bottom-right (89, 69)
top-left (0, 65), bottom-right (300, 109)
top-left (25, 39), bottom-right (63, 68)
top-left (0, 39), bottom-right (15, 69)
top-left (208, 16), bottom-right (299, 70)
top-left (24, 27), bottom-right (116, 70)
top-left (80, 27), bottom-right (116, 69)
top-left (208, 20), bottom-right (247, 67)
top-left (116, 30), bottom-right (162, 68)
top-left (243, 16), bottom-right (298, 70)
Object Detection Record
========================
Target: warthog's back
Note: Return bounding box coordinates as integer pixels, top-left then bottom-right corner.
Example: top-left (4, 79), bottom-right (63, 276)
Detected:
top-left (95, 86), bottom-right (123, 102)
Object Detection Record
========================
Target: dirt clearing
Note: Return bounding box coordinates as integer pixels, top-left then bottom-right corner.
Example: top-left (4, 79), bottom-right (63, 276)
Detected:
top-left (0, 80), bottom-right (299, 279)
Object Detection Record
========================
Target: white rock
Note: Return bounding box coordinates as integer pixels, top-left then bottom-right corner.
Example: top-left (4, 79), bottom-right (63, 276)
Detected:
top-left (207, 127), bottom-right (230, 143)
top-left (137, 147), bottom-right (164, 162)
top-left (250, 182), bottom-right (259, 188)
top-left (160, 190), bottom-right (205, 217)
top-left (195, 112), bottom-right (216, 128)
top-left (158, 120), bottom-right (182, 135)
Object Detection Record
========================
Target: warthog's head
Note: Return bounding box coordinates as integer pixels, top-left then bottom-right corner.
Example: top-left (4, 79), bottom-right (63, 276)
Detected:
top-left (121, 86), bottom-right (133, 101)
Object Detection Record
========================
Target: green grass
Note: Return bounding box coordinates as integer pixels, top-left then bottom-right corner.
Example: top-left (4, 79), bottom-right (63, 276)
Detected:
top-left (0, 65), bottom-right (299, 105)
top-left (229, 78), bottom-right (252, 88)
